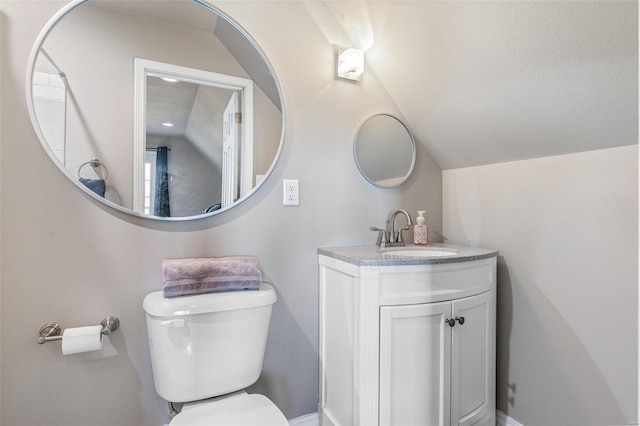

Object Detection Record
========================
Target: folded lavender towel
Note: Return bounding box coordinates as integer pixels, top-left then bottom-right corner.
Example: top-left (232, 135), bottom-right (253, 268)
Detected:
top-left (162, 256), bottom-right (262, 298)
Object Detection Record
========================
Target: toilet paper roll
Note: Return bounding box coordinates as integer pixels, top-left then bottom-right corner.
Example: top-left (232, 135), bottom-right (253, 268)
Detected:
top-left (61, 326), bottom-right (103, 355)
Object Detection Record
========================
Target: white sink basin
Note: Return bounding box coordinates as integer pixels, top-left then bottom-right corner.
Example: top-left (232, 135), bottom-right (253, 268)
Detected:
top-left (383, 249), bottom-right (457, 258)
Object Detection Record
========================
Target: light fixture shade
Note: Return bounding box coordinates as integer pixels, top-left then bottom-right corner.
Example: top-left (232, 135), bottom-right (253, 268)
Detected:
top-left (337, 48), bottom-right (364, 81)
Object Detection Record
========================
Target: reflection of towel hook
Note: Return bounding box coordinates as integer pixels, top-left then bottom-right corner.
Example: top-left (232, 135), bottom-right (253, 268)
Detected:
top-left (78, 158), bottom-right (109, 181)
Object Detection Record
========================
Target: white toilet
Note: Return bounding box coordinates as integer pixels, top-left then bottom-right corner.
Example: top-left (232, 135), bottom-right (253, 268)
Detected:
top-left (143, 283), bottom-right (289, 426)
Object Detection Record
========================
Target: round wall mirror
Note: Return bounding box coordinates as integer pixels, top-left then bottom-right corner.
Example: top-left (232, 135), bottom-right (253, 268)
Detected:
top-left (353, 114), bottom-right (416, 188)
top-left (26, 0), bottom-right (285, 221)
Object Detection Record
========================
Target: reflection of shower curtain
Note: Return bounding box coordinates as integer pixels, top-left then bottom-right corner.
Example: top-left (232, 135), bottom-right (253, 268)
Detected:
top-left (154, 147), bottom-right (170, 217)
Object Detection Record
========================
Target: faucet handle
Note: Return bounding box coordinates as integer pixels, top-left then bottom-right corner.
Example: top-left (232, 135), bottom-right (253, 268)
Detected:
top-left (370, 226), bottom-right (387, 247)
top-left (397, 223), bottom-right (411, 244)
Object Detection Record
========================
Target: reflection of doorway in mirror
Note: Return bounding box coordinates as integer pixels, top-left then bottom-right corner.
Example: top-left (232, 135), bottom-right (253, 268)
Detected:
top-left (133, 59), bottom-right (254, 216)
top-left (32, 72), bottom-right (66, 163)
top-left (143, 150), bottom-right (157, 215)
top-left (222, 92), bottom-right (239, 208)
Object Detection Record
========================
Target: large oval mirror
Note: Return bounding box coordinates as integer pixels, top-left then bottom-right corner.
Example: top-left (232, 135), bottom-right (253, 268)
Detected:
top-left (26, 0), bottom-right (284, 221)
top-left (353, 114), bottom-right (416, 188)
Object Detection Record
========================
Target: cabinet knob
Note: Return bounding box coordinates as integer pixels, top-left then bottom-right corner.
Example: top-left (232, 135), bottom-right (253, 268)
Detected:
top-left (446, 319), bottom-right (456, 327)
top-left (456, 316), bottom-right (465, 325)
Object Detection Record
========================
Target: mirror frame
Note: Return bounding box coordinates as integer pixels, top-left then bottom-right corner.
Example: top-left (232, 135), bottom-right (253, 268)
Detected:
top-left (25, 0), bottom-right (286, 221)
top-left (353, 113), bottom-right (416, 189)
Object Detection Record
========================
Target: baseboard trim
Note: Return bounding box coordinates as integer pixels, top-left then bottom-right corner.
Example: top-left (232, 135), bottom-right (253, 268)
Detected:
top-left (288, 412), bottom-right (319, 426)
top-left (289, 410), bottom-right (520, 426)
top-left (496, 409), bottom-right (525, 426)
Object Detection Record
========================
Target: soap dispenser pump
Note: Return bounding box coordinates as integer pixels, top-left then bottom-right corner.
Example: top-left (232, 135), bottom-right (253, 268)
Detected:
top-left (413, 211), bottom-right (428, 245)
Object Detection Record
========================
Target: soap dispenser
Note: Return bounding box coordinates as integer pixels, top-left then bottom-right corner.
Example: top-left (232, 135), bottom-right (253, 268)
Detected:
top-left (413, 211), bottom-right (428, 245)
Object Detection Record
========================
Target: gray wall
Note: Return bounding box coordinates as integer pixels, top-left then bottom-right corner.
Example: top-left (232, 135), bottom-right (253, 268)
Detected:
top-left (443, 145), bottom-right (638, 425)
top-left (1, 1), bottom-right (442, 425)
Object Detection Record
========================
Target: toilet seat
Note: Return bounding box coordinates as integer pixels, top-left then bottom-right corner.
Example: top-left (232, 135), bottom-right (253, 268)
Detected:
top-left (170, 393), bottom-right (289, 426)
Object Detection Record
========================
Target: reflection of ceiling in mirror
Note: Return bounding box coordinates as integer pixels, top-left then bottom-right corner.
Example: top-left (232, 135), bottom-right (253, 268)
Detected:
top-left (90, 0), bottom-right (280, 112)
top-left (184, 85), bottom-right (235, 170)
top-left (90, 0), bottom-right (218, 33)
top-left (214, 18), bottom-right (281, 111)
top-left (146, 77), bottom-right (198, 137)
top-left (146, 76), bottom-right (235, 170)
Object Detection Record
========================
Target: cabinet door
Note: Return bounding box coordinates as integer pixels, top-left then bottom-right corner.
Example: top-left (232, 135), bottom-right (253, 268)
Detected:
top-left (451, 292), bottom-right (493, 426)
top-left (380, 301), bottom-right (452, 426)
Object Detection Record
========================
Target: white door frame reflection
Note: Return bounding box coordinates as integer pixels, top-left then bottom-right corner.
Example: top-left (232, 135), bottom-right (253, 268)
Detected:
top-left (133, 58), bottom-right (254, 214)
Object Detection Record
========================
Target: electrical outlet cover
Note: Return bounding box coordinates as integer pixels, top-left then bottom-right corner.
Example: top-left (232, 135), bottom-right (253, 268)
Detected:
top-left (283, 179), bottom-right (299, 206)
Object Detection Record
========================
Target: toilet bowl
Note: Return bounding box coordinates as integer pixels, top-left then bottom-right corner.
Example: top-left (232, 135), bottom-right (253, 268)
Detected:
top-left (143, 283), bottom-right (288, 426)
top-left (171, 391), bottom-right (287, 426)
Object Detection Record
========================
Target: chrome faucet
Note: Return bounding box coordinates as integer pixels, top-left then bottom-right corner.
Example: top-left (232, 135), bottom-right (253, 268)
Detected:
top-left (371, 209), bottom-right (413, 248)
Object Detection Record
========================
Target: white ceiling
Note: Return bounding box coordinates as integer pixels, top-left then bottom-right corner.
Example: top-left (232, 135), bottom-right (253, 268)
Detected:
top-left (329, 0), bottom-right (638, 169)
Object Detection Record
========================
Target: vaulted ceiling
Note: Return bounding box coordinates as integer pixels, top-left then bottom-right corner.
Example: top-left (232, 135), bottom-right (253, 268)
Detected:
top-left (349, 1), bottom-right (638, 169)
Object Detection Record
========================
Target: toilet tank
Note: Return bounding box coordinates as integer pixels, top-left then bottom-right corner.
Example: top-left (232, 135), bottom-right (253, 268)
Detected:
top-left (143, 283), bottom-right (277, 403)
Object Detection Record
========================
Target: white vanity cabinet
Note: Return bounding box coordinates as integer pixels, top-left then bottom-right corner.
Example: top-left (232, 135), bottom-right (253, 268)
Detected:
top-left (318, 245), bottom-right (497, 426)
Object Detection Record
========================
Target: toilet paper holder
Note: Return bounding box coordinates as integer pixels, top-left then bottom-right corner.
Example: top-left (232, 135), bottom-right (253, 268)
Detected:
top-left (37, 316), bottom-right (120, 344)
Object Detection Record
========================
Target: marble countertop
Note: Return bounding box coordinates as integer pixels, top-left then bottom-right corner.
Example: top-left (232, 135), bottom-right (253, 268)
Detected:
top-left (318, 243), bottom-right (498, 266)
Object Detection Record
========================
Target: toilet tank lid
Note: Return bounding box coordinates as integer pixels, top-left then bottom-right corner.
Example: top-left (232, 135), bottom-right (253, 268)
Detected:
top-left (143, 283), bottom-right (276, 317)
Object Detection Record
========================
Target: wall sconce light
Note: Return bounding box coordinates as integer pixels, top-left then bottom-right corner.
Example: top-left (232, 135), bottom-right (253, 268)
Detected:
top-left (337, 48), bottom-right (364, 81)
